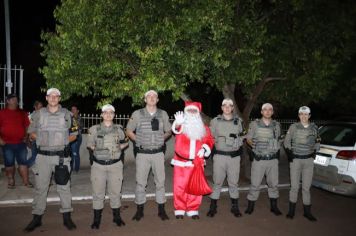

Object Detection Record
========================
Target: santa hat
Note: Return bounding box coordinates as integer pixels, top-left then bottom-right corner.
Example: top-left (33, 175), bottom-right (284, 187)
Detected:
top-left (184, 101), bottom-right (202, 113)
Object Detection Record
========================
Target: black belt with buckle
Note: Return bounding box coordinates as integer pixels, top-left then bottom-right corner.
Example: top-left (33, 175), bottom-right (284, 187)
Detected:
top-left (37, 149), bottom-right (67, 157)
top-left (293, 153), bottom-right (315, 159)
top-left (254, 153), bottom-right (277, 161)
top-left (215, 148), bottom-right (242, 158)
top-left (93, 158), bottom-right (121, 165)
top-left (136, 146), bottom-right (164, 154)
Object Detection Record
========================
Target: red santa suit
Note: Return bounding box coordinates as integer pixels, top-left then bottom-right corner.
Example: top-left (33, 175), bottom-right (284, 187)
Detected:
top-left (171, 102), bottom-right (214, 217)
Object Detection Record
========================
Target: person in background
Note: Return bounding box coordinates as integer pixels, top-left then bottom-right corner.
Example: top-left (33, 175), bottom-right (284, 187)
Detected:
top-left (70, 105), bottom-right (83, 173)
top-left (27, 100), bottom-right (43, 167)
top-left (0, 93), bottom-right (32, 189)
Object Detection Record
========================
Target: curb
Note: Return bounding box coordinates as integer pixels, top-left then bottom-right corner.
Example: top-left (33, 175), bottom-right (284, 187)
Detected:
top-left (0, 183), bottom-right (290, 205)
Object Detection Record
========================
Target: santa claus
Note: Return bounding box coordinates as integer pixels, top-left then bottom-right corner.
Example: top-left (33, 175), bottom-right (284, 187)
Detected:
top-left (171, 101), bottom-right (214, 219)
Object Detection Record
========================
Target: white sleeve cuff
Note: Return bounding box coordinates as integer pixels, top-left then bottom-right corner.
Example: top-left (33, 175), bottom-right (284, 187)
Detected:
top-left (172, 121), bottom-right (183, 134)
top-left (202, 144), bottom-right (211, 157)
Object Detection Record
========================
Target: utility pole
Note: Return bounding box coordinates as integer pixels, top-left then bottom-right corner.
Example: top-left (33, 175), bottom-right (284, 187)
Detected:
top-left (4, 0), bottom-right (12, 94)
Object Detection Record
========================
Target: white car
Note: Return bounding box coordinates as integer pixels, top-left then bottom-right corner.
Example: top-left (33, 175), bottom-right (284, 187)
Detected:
top-left (312, 121), bottom-right (356, 196)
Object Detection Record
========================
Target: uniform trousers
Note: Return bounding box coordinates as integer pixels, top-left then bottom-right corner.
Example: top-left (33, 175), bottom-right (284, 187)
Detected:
top-left (135, 152), bottom-right (166, 205)
top-left (32, 154), bottom-right (73, 215)
top-left (210, 154), bottom-right (240, 199)
top-left (91, 160), bottom-right (123, 209)
top-left (289, 158), bottom-right (314, 205)
top-left (247, 159), bottom-right (279, 201)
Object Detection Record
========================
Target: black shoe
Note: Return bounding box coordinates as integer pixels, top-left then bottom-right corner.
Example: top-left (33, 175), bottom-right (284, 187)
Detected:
top-left (207, 199), bottom-right (217, 217)
top-left (286, 202), bottom-right (296, 219)
top-left (63, 212), bottom-right (76, 230)
top-left (113, 208), bottom-right (126, 226)
top-left (158, 204), bottom-right (169, 221)
top-left (303, 205), bottom-right (317, 222)
top-left (192, 215), bottom-right (200, 220)
top-left (270, 198), bottom-right (282, 216)
top-left (24, 214), bottom-right (42, 232)
top-left (91, 209), bottom-right (102, 229)
top-left (175, 215), bottom-right (184, 219)
top-left (231, 198), bottom-right (242, 217)
top-left (245, 200), bottom-right (255, 215)
top-left (132, 204), bottom-right (144, 221)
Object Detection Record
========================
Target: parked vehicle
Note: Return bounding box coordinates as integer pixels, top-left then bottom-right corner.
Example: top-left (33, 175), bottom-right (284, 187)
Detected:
top-left (312, 121), bottom-right (356, 197)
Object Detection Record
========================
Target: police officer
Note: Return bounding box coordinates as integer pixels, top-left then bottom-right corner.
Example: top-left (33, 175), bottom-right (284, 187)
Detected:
top-left (207, 98), bottom-right (244, 218)
top-left (245, 103), bottom-right (282, 216)
top-left (87, 104), bottom-right (128, 229)
top-left (126, 90), bottom-right (172, 221)
top-left (25, 88), bottom-right (77, 232)
top-left (284, 106), bottom-right (318, 221)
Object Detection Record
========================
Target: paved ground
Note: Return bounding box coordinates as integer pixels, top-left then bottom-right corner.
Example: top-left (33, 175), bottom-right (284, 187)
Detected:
top-left (0, 188), bottom-right (355, 236)
top-left (0, 156), bottom-right (290, 204)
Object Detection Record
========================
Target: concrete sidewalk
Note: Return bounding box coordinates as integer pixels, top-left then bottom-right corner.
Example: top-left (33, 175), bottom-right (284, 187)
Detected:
top-left (0, 155), bottom-right (291, 205)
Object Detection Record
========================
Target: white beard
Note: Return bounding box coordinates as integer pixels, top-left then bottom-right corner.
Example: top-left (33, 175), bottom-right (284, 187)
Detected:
top-left (183, 112), bottom-right (206, 140)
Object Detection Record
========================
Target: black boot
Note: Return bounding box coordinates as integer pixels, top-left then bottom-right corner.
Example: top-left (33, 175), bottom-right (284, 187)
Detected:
top-left (24, 214), bottom-right (42, 232)
top-left (245, 200), bottom-right (255, 214)
top-left (158, 204), bottom-right (169, 220)
top-left (63, 212), bottom-right (76, 230)
top-left (207, 199), bottom-right (218, 217)
top-left (113, 208), bottom-right (126, 226)
top-left (132, 204), bottom-right (144, 221)
top-left (303, 205), bottom-right (317, 222)
top-left (286, 202), bottom-right (296, 219)
top-left (91, 209), bottom-right (102, 229)
top-left (270, 198), bottom-right (282, 216)
top-left (231, 198), bottom-right (242, 217)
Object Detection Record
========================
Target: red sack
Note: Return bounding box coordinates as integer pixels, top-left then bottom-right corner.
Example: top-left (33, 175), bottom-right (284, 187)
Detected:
top-left (186, 157), bottom-right (212, 196)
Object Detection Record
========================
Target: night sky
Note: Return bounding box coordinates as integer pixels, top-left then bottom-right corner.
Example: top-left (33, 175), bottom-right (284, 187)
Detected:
top-left (0, 0), bottom-right (220, 116)
top-left (1, 0), bottom-right (60, 111)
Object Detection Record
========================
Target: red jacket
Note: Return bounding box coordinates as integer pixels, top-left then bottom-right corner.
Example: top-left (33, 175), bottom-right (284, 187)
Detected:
top-left (172, 126), bottom-right (214, 166)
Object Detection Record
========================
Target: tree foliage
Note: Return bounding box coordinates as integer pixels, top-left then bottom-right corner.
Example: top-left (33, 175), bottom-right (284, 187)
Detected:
top-left (41, 0), bottom-right (356, 115)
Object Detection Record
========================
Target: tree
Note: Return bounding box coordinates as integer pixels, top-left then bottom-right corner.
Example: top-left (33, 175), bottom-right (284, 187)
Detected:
top-left (41, 0), bottom-right (356, 121)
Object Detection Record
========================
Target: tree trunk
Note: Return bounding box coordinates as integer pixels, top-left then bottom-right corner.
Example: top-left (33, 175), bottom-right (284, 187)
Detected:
top-left (237, 76), bottom-right (286, 180)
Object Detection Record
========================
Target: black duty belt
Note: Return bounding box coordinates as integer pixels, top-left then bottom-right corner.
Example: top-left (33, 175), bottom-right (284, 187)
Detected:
top-left (136, 146), bottom-right (164, 154)
top-left (93, 158), bottom-right (121, 165)
top-left (254, 153), bottom-right (277, 161)
top-left (37, 150), bottom-right (67, 157)
top-left (293, 153), bottom-right (315, 159)
top-left (215, 148), bottom-right (242, 158)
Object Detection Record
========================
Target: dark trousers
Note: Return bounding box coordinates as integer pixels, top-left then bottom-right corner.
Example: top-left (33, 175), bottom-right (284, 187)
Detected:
top-left (70, 134), bottom-right (82, 172)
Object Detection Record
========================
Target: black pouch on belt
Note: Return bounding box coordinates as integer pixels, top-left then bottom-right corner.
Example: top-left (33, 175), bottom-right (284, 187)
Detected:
top-left (54, 157), bottom-right (70, 185)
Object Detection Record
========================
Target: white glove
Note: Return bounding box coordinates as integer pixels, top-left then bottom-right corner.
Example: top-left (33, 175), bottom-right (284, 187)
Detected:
top-left (197, 148), bottom-right (205, 158)
top-left (174, 111), bottom-right (185, 125)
